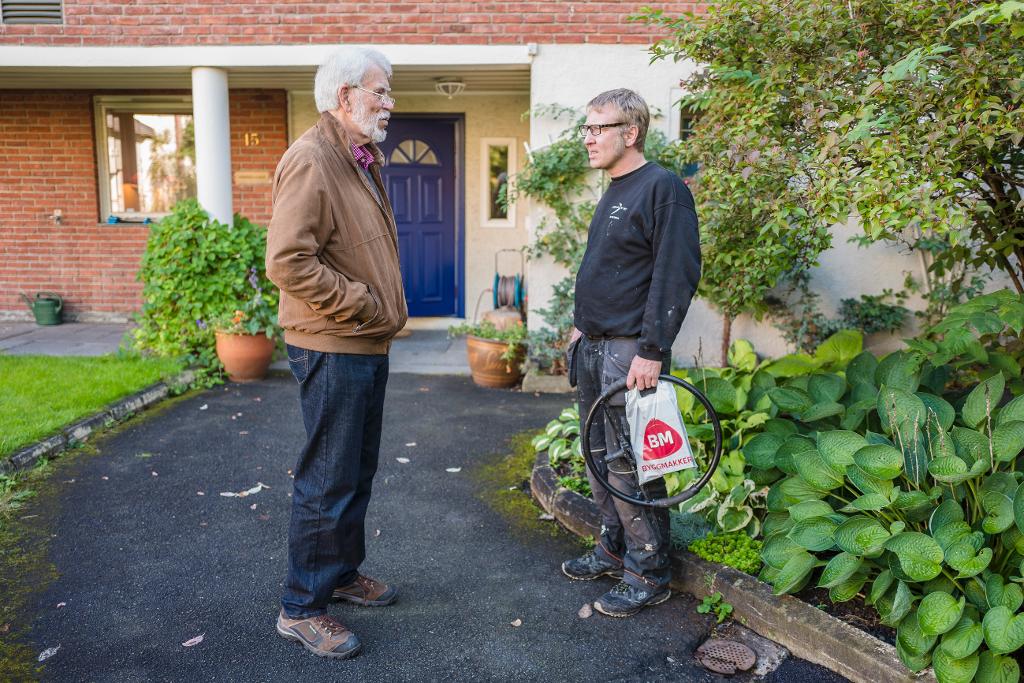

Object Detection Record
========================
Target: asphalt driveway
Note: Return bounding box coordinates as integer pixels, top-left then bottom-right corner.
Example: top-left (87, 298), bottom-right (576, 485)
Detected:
top-left (6, 372), bottom-right (847, 682)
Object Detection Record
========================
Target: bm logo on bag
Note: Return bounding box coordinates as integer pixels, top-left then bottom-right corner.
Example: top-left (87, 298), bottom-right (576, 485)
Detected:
top-left (640, 419), bottom-right (694, 474)
top-left (642, 419), bottom-right (683, 460)
top-left (626, 383), bottom-right (697, 484)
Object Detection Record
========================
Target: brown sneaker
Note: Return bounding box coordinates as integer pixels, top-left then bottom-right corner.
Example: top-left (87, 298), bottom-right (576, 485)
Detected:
top-left (276, 610), bottom-right (362, 660)
top-left (331, 574), bottom-right (398, 606)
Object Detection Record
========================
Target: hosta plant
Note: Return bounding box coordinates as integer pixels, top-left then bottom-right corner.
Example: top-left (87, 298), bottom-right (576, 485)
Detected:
top-left (755, 338), bottom-right (1024, 681)
top-left (671, 333), bottom-right (861, 537)
top-left (532, 405), bottom-right (589, 496)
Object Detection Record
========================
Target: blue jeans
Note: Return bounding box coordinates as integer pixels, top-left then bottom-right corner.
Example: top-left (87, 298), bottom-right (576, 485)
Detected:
top-left (281, 344), bottom-right (389, 618)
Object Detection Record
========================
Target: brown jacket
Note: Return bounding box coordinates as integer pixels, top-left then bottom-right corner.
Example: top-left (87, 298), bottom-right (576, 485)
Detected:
top-left (266, 112), bottom-right (408, 354)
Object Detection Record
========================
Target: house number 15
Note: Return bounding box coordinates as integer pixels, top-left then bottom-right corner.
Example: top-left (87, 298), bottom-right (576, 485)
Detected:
top-left (244, 133), bottom-right (262, 147)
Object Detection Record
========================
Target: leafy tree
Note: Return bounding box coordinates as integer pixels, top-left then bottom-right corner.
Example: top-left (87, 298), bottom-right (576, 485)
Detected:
top-left (640, 4), bottom-right (843, 364)
top-left (640, 1), bottom-right (1024, 363)
top-left (824, 2), bottom-right (1024, 294)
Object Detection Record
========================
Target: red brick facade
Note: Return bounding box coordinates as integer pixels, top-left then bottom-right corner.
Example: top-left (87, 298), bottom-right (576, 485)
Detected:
top-left (0, 1), bottom-right (704, 46)
top-left (0, 90), bottom-right (287, 320)
top-left (0, 2), bottom-right (707, 319)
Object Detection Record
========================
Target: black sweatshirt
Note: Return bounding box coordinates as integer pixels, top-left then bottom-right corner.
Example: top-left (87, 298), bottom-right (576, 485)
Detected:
top-left (573, 162), bottom-right (701, 361)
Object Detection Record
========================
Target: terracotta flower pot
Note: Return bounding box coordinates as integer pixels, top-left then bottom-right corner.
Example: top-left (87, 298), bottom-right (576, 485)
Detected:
top-left (215, 332), bottom-right (275, 382)
top-left (465, 335), bottom-right (525, 388)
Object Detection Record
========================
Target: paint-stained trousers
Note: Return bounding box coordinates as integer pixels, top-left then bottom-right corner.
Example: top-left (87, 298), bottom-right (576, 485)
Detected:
top-left (568, 335), bottom-right (672, 590)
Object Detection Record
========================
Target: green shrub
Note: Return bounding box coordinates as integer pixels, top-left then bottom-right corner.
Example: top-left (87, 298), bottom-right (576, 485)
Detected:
top-left (133, 199), bottom-right (277, 383)
top-left (690, 532), bottom-right (764, 576)
top-left (755, 291), bottom-right (1024, 679)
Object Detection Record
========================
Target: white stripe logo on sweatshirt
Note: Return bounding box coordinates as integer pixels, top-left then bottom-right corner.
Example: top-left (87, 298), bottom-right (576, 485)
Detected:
top-left (609, 203), bottom-right (628, 220)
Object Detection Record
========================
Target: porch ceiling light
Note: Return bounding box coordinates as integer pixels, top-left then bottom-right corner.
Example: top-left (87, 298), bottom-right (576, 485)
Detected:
top-left (435, 78), bottom-right (466, 99)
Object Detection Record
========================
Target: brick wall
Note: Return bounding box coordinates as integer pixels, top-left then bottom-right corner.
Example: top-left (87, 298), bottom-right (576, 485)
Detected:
top-left (231, 89), bottom-right (288, 224)
top-left (0, 90), bottom-right (287, 321)
top-left (0, 1), bottom-right (705, 46)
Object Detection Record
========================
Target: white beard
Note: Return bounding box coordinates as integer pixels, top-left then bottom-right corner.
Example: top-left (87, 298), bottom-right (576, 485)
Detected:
top-left (352, 97), bottom-right (389, 144)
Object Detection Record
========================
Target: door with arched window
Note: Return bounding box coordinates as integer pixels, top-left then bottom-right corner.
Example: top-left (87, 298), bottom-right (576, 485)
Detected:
top-left (379, 117), bottom-right (460, 317)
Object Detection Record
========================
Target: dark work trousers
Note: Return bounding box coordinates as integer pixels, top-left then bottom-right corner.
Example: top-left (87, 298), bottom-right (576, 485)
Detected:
top-left (569, 336), bottom-right (672, 590)
top-left (281, 344), bottom-right (389, 618)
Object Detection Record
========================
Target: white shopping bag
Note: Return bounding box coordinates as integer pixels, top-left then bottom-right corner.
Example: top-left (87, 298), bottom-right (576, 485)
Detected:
top-left (625, 381), bottom-right (697, 484)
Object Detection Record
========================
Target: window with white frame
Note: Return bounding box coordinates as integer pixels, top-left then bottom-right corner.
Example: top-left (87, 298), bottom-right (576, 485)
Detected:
top-left (668, 87), bottom-right (700, 179)
top-left (480, 138), bottom-right (516, 228)
top-left (93, 96), bottom-right (196, 221)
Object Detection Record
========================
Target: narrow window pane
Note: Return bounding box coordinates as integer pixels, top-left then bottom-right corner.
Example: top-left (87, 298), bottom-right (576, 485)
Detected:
top-left (107, 112), bottom-right (196, 214)
top-left (488, 145), bottom-right (509, 221)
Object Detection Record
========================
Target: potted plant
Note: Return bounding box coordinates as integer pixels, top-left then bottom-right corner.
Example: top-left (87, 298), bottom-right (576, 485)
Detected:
top-left (210, 267), bottom-right (279, 382)
top-left (449, 319), bottom-right (527, 388)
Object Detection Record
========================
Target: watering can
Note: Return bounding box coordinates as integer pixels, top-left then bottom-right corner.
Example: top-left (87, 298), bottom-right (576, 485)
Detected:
top-left (20, 291), bottom-right (63, 326)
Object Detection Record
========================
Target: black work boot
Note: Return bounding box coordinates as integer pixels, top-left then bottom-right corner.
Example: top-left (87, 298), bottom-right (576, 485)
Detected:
top-left (561, 551), bottom-right (623, 581)
top-left (593, 581), bottom-right (671, 617)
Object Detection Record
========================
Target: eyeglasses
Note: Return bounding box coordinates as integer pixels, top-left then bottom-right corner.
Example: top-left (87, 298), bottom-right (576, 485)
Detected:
top-left (352, 85), bottom-right (395, 107)
top-left (577, 122), bottom-right (627, 137)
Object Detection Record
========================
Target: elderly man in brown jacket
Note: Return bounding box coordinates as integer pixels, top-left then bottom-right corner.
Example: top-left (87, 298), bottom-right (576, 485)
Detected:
top-left (266, 46), bottom-right (407, 660)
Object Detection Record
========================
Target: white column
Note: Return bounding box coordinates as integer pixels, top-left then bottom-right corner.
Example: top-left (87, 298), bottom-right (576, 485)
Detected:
top-left (191, 67), bottom-right (233, 225)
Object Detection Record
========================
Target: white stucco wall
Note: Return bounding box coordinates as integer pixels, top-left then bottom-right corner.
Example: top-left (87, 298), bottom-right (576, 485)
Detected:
top-left (289, 91), bottom-right (530, 321)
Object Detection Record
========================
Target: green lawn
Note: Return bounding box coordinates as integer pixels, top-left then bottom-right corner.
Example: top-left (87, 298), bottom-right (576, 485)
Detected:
top-left (0, 355), bottom-right (184, 458)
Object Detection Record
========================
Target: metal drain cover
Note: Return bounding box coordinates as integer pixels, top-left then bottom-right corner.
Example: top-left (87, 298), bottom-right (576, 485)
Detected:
top-left (695, 639), bottom-right (756, 675)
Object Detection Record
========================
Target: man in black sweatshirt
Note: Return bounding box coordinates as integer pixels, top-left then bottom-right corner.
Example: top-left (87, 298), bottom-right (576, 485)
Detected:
top-left (561, 89), bottom-right (701, 617)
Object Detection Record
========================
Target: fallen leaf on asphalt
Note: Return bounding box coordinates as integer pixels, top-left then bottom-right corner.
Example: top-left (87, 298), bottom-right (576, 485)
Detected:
top-left (38, 645), bottom-right (60, 662)
top-left (219, 482), bottom-right (270, 498)
top-left (249, 503), bottom-right (257, 510)
top-left (538, 513), bottom-right (554, 521)
top-left (374, 529), bottom-right (381, 537)
top-left (137, 452), bottom-right (153, 459)
top-left (236, 413), bottom-right (243, 417)
top-left (231, 416), bottom-right (237, 420)
top-left (182, 634), bottom-right (204, 647)
top-left (396, 458), bottom-right (410, 464)
top-left (446, 467), bottom-right (462, 473)
top-left (101, 476), bottom-right (109, 481)
top-left (239, 431), bottom-right (249, 435)
top-left (196, 491), bottom-right (205, 496)
top-left (405, 442), bottom-right (417, 447)
top-left (199, 404), bottom-right (208, 411)
top-left (63, 479), bottom-right (75, 484)
top-left (200, 522), bottom-right (207, 527)
top-left (254, 397), bottom-right (261, 402)
top-left (258, 514), bottom-right (270, 521)
top-left (510, 619), bottom-right (522, 627)
top-left (418, 387), bottom-right (430, 392)
top-left (56, 602), bottom-right (66, 609)
top-left (151, 472), bottom-right (158, 477)
top-left (666, 656), bottom-right (676, 664)
top-left (578, 604), bottom-right (593, 619)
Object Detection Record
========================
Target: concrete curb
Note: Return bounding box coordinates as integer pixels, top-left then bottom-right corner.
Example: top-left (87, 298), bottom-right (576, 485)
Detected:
top-left (0, 369), bottom-right (195, 475)
top-left (521, 369), bottom-right (573, 394)
top-left (529, 451), bottom-right (936, 683)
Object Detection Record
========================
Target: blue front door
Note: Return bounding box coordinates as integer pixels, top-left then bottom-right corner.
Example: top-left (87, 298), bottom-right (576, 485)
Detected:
top-left (379, 118), bottom-right (459, 317)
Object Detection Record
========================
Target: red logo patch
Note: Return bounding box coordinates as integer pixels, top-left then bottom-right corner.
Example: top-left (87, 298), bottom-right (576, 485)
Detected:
top-left (641, 419), bottom-right (684, 460)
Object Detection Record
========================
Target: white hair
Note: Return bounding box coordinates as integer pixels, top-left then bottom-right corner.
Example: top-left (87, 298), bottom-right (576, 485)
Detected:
top-left (314, 47), bottom-right (392, 113)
